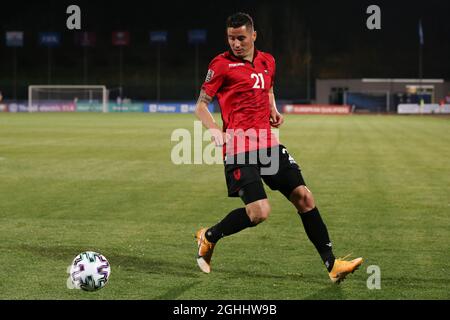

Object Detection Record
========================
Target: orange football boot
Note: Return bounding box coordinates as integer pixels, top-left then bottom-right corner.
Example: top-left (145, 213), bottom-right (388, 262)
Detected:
top-left (195, 228), bottom-right (216, 273)
top-left (329, 254), bottom-right (364, 284)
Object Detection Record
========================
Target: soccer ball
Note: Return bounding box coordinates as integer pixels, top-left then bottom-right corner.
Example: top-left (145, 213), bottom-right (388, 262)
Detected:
top-left (68, 251), bottom-right (111, 291)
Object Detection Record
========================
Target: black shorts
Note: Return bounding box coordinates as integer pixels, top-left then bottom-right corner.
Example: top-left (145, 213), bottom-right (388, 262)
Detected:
top-left (224, 144), bottom-right (306, 204)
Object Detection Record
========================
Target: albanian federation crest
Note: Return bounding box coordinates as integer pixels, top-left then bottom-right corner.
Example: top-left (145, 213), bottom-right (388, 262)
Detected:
top-left (205, 69), bottom-right (214, 82)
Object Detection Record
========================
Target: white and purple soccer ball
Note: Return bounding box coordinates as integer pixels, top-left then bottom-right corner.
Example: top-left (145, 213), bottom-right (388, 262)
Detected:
top-left (68, 251), bottom-right (111, 291)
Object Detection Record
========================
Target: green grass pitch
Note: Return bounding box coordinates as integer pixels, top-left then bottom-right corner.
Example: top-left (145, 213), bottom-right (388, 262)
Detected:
top-left (0, 113), bottom-right (449, 299)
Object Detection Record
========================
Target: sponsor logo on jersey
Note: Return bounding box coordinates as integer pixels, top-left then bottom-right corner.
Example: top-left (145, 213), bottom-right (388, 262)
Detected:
top-left (228, 63), bottom-right (245, 68)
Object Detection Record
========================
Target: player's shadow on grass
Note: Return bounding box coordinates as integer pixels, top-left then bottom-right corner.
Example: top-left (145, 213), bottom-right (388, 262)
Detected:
top-left (108, 254), bottom-right (200, 278)
top-left (221, 268), bottom-right (346, 299)
top-left (302, 284), bottom-right (344, 300)
top-left (153, 281), bottom-right (202, 300)
top-left (17, 244), bottom-right (200, 278)
top-left (220, 268), bottom-right (305, 281)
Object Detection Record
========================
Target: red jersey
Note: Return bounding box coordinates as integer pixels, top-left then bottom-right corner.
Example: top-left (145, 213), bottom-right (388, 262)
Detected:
top-left (201, 49), bottom-right (279, 156)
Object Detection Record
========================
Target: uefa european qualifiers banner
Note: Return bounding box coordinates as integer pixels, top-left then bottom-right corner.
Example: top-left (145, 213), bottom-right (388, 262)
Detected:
top-left (282, 104), bottom-right (351, 114)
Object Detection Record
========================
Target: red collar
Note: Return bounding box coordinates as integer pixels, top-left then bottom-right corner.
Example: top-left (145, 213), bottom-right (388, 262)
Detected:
top-left (226, 48), bottom-right (259, 64)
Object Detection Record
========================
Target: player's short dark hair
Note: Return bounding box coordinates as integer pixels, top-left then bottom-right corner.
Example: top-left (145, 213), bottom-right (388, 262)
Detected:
top-left (226, 12), bottom-right (254, 30)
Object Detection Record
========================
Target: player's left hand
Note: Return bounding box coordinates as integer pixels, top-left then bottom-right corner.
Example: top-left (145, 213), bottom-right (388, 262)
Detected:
top-left (270, 110), bottom-right (284, 128)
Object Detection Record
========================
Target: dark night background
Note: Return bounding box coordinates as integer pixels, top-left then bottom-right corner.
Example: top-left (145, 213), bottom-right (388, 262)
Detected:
top-left (0, 0), bottom-right (449, 101)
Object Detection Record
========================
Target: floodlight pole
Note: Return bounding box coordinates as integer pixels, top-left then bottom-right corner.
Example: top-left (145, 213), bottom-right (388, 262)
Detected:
top-left (195, 43), bottom-right (199, 96)
top-left (419, 46), bottom-right (423, 81)
top-left (83, 46), bottom-right (88, 85)
top-left (119, 46), bottom-right (123, 101)
top-left (386, 90), bottom-right (390, 112)
top-left (13, 47), bottom-right (18, 100)
top-left (418, 19), bottom-right (424, 103)
top-left (417, 39), bottom-right (424, 109)
top-left (157, 43), bottom-right (161, 101)
top-left (306, 29), bottom-right (311, 102)
top-left (47, 47), bottom-right (52, 85)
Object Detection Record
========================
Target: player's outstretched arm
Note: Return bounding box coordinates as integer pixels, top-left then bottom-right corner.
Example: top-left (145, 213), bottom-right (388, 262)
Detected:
top-left (269, 87), bottom-right (284, 128)
top-left (194, 89), bottom-right (228, 146)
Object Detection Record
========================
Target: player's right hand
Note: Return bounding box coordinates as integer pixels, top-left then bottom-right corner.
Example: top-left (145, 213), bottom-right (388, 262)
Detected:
top-left (270, 110), bottom-right (284, 128)
top-left (209, 129), bottom-right (230, 146)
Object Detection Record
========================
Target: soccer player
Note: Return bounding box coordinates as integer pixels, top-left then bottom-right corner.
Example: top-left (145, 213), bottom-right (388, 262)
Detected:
top-left (194, 12), bottom-right (363, 283)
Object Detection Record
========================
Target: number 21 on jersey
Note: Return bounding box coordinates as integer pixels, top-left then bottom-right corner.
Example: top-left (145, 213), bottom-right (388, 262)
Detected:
top-left (251, 73), bottom-right (265, 89)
